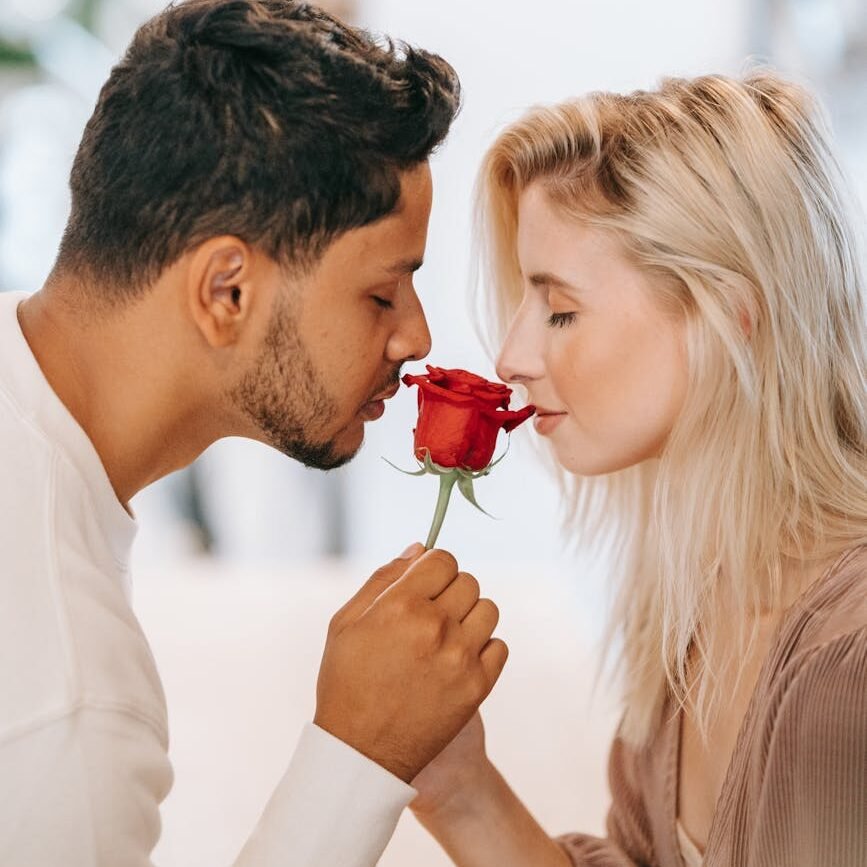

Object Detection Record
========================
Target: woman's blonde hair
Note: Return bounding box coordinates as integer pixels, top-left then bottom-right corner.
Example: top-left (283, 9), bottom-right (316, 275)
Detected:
top-left (474, 70), bottom-right (867, 745)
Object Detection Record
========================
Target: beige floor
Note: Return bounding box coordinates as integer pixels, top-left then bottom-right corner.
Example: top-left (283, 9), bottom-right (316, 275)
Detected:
top-left (134, 558), bottom-right (619, 866)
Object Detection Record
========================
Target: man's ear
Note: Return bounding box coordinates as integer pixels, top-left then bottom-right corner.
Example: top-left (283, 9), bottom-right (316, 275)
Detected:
top-left (186, 237), bottom-right (256, 349)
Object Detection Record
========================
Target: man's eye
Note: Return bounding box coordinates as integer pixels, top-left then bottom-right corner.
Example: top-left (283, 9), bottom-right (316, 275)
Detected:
top-left (372, 296), bottom-right (394, 310)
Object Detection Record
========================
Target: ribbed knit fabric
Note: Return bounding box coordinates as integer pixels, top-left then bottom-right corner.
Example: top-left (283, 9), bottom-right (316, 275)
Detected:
top-left (555, 544), bottom-right (867, 867)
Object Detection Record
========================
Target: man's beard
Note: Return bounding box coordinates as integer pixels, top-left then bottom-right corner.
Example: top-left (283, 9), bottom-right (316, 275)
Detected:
top-left (229, 298), bottom-right (353, 471)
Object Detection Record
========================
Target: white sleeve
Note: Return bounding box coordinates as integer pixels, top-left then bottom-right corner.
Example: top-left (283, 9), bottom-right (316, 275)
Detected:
top-left (0, 705), bottom-right (174, 867)
top-left (234, 722), bottom-right (417, 867)
top-left (0, 710), bottom-right (415, 867)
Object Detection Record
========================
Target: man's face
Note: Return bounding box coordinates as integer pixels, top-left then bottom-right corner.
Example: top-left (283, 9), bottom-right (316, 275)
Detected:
top-left (231, 163), bottom-right (434, 469)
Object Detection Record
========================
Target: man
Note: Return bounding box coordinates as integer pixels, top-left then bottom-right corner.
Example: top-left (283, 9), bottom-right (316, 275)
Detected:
top-left (0, 2), bottom-right (508, 865)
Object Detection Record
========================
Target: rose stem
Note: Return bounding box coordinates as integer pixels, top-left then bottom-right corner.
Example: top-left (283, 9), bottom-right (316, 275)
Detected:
top-left (425, 471), bottom-right (458, 550)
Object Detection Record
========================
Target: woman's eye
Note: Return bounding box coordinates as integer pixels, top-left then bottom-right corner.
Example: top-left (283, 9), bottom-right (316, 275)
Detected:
top-left (547, 311), bottom-right (577, 328)
top-left (372, 296), bottom-right (394, 310)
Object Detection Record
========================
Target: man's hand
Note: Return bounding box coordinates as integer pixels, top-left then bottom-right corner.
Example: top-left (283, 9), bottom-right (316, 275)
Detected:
top-left (313, 545), bottom-right (508, 782)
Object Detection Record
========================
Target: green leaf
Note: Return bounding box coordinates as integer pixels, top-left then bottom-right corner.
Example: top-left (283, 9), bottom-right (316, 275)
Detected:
top-left (456, 475), bottom-right (497, 519)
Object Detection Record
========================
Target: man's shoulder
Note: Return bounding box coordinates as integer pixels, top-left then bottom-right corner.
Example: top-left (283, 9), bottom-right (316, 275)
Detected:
top-left (0, 291), bottom-right (56, 467)
top-left (0, 427), bottom-right (168, 749)
top-left (0, 552), bottom-right (170, 753)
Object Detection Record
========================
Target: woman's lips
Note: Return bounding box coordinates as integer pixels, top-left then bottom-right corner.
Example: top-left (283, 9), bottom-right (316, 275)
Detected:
top-left (533, 410), bottom-right (567, 435)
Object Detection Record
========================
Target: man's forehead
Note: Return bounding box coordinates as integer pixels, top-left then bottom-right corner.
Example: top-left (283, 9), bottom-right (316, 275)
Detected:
top-left (315, 164), bottom-right (431, 278)
top-left (395, 159), bottom-right (432, 205)
top-left (317, 220), bottom-right (426, 282)
top-left (344, 203), bottom-right (429, 267)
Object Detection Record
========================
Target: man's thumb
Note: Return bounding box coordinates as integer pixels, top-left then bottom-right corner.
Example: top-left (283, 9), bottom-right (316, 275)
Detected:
top-left (397, 541), bottom-right (426, 561)
top-left (334, 543), bottom-right (426, 625)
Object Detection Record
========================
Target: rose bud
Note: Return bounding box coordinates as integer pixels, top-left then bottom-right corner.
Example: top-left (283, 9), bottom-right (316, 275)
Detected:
top-left (402, 366), bottom-right (536, 471)
top-left (391, 365), bottom-right (536, 549)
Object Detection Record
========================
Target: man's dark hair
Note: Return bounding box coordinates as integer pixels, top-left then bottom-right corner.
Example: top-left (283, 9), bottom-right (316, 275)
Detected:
top-left (54, 0), bottom-right (461, 298)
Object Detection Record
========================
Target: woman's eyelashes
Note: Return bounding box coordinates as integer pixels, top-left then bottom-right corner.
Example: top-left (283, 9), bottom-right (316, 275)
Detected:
top-left (547, 311), bottom-right (577, 328)
top-left (372, 296), bottom-right (394, 310)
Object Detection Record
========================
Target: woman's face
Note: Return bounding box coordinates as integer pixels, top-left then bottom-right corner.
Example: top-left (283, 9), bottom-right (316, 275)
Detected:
top-left (495, 183), bottom-right (689, 475)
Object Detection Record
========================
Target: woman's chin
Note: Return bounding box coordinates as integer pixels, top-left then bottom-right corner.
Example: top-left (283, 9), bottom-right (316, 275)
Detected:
top-left (552, 441), bottom-right (658, 477)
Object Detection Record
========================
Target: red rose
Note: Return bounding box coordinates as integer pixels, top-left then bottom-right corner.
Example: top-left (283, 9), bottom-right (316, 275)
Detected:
top-left (402, 366), bottom-right (536, 471)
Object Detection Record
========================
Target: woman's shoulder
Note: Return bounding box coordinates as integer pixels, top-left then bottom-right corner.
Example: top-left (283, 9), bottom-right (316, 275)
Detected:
top-left (726, 547), bottom-right (867, 866)
top-left (779, 543), bottom-right (867, 661)
top-left (761, 543), bottom-right (866, 732)
top-left (757, 618), bottom-right (865, 814)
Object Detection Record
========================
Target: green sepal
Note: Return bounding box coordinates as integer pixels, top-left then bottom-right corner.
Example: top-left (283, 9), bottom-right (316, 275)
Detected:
top-left (380, 457), bottom-right (427, 477)
top-left (485, 435), bottom-right (512, 472)
top-left (385, 435), bottom-right (514, 482)
top-left (456, 474), bottom-right (497, 519)
top-left (422, 451), bottom-right (451, 476)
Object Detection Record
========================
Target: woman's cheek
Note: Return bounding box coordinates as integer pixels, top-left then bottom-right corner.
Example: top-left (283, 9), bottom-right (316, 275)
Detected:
top-left (546, 335), bottom-right (580, 401)
top-left (553, 333), bottom-right (608, 421)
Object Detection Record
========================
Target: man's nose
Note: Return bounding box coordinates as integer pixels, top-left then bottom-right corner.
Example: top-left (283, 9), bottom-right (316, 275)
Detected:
top-left (388, 304), bottom-right (432, 363)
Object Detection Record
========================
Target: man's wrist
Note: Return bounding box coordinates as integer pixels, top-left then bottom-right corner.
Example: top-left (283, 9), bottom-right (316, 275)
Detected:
top-left (312, 716), bottom-right (420, 783)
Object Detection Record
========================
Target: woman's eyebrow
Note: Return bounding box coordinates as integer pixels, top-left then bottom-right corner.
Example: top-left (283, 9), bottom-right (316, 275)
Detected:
top-left (527, 271), bottom-right (580, 292)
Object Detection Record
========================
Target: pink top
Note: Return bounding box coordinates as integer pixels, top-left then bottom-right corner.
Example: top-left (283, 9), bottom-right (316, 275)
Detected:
top-left (556, 544), bottom-right (867, 866)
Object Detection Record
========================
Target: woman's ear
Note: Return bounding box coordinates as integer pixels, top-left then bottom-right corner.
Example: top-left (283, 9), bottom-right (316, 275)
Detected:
top-left (738, 306), bottom-right (753, 340)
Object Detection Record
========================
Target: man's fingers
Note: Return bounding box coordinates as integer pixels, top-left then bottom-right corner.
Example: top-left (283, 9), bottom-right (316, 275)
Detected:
top-left (460, 597), bottom-right (500, 654)
top-left (332, 543), bottom-right (425, 626)
top-left (432, 571), bottom-right (480, 622)
top-left (478, 637), bottom-right (509, 693)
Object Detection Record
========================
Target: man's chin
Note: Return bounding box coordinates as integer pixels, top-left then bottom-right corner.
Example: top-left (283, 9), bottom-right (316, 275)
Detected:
top-left (280, 442), bottom-right (357, 471)
top-left (300, 451), bottom-right (356, 471)
top-left (273, 425), bottom-right (363, 471)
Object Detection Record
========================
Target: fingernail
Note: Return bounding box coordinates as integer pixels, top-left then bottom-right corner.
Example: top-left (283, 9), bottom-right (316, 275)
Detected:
top-left (399, 542), bottom-right (424, 559)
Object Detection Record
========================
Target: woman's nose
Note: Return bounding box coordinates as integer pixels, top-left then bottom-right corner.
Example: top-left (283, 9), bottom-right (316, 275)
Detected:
top-left (495, 317), bottom-right (545, 384)
top-left (496, 354), bottom-right (528, 383)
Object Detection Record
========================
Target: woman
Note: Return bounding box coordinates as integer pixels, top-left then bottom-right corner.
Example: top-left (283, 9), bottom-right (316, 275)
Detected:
top-left (408, 71), bottom-right (867, 866)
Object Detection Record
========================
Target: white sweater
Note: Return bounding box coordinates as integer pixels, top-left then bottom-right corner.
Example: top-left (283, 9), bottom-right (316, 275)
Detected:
top-left (0, 291), bottom-right (416, 866)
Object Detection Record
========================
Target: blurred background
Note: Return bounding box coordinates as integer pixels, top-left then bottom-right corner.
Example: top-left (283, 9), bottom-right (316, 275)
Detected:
top-left (1, 1), bottom-right (865, 865)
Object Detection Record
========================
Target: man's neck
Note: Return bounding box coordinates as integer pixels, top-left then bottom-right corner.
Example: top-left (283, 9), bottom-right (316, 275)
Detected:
top-left (17, 283), bottom-right (223, 505)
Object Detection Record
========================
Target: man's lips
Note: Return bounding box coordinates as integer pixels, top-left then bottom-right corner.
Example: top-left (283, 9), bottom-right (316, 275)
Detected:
top-left (360, 384), bottom-right (399, 422)
top-left (368, 384), bottom-right (400, 404)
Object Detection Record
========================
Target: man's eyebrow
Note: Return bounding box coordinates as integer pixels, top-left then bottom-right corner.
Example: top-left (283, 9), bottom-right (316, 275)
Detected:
top-left (527, 271), bottom-right (580, 291)
top-left (386, 257), bottom-right (425, 276)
